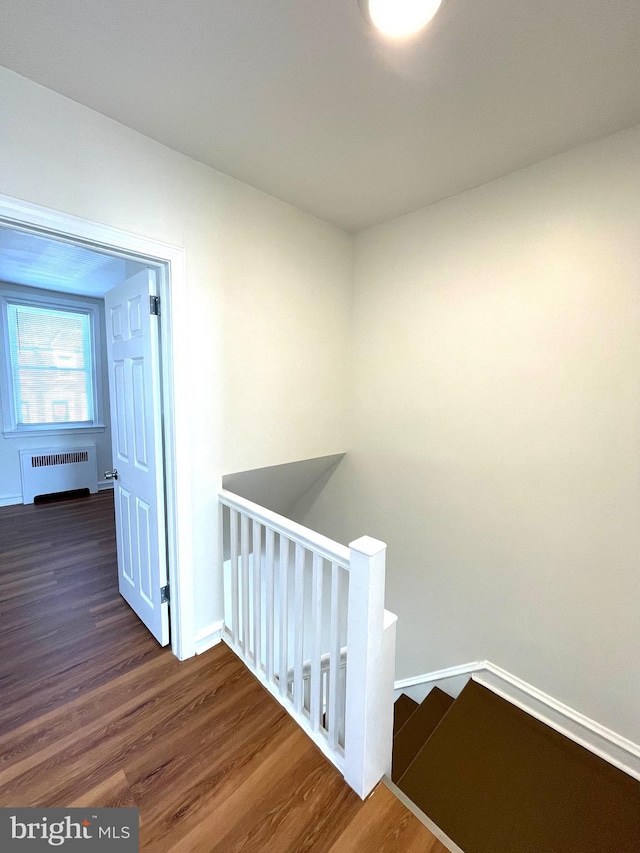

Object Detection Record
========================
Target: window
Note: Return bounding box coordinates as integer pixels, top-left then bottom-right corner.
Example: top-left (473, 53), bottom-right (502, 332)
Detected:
top-left (0, 288), bottom-right (105, 435)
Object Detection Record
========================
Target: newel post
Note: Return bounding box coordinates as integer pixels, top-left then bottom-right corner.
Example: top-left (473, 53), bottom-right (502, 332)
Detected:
top-left (344, 536), bottom-right (396, 799)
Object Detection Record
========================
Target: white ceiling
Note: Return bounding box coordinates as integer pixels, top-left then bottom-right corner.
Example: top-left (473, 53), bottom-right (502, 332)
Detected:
top-left (1, 0), bottom-right (638, 232)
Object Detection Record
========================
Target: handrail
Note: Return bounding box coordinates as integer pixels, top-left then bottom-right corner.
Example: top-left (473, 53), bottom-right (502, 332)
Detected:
top-left (219, 488), bottom-right (350, 566)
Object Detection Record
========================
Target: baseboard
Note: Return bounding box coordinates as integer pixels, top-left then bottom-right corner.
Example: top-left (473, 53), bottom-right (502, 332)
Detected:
top-left (474, 662), bottom-right (640, 782)
top-left (394, 661), bottom-right (482, 690)
top-left (0, 495), bottom-right (22, 507)
top-left (98, 480), bottom-right (115, 491)
top-left (194, 620), bottom-right (224, 655)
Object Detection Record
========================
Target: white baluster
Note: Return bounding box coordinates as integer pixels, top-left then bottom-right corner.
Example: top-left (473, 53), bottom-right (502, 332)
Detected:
top-left (339, 657), bottom-right (347, 748)
top-left (304, 674), bottom-right (311, 712)
top-left (328, 560), bottom-right (341, 750)
top-left (279, 535), bottom-right (290, 697)
top-left (253, 519), bottom-right (262, 669)
top-left (294, 543), bottom-right (305, 713)
top-left (265, 526), bottom-right (275, 682)
top-left (241, 513), bottom-right (250, 654)
top-left (230, 508), bottom-right (239, 645)
top-left (310, 553), bottom-right (323, 732)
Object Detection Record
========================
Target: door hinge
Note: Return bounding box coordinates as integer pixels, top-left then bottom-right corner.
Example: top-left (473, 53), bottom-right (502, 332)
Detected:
top-left (150, 295), bottom-right (161, 316)
top-left (160, 584), bottom-right (170, 604)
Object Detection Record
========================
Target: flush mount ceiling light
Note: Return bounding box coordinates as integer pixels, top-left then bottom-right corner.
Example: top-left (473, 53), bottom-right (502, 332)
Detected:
top-left (359, 0), bottom-right (443, 38)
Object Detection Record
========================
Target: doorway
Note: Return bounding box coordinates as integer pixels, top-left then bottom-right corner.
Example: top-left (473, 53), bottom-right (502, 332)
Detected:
top-left (0, 193), bottom-right (194, 659)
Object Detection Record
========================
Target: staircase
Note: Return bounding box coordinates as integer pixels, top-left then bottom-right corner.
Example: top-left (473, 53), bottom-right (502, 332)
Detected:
top-left (392, 680), bottom-right (640, 853)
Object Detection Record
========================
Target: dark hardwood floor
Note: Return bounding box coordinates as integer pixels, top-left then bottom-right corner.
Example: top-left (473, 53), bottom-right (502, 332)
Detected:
top-left (0, 492), bottom-right (447, 852)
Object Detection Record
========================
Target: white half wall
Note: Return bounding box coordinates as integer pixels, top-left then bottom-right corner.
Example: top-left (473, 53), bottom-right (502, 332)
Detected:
top-left (0, 67), bottom-right (353, 637)
top-left (294, 125), bottom-right (640, 746)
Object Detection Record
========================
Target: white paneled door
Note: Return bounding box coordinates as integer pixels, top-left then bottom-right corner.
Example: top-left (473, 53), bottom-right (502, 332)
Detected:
top-left (104, 269), bottom-right (169, 646)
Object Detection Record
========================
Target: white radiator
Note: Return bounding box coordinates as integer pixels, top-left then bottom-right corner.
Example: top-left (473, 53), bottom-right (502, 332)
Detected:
top-left (20, 446), bottom-right (98, 504)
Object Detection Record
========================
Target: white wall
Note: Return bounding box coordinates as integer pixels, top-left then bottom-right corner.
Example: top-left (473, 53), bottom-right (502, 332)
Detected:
top-left (0, 283), bottom-right (113, 504)
top-left (294, 126), bottom-right (640, 745)
top-left (0, 67), bottom-right (352, 634)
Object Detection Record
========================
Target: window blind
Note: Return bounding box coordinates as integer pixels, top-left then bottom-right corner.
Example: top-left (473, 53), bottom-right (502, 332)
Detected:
top-left (7, 303), bottom-right (94, 426)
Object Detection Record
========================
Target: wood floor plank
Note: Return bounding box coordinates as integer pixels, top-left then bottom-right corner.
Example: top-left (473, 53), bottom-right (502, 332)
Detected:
top-left (163, 726), bottom-right (348, 853)
top-left (0, 657), bottom-right (226, 804)
top-left (68, 771), bottom-right (139, 811)
top-left (208, 740), bottom-right (348, 852)
top-left (0, 653), bottom-right (181, 767)
top-left (0, 635), bottom-right (161, 732)
top-left (138, 707), bottom-right (298, 852)
top-left (328, 784), bottom-right (449, 853)
top-left (0, 493), bottom-right (449, 851)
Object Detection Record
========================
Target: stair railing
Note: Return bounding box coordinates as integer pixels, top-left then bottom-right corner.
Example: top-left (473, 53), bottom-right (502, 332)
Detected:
top-left (219, 488), bottom-right (397, 799)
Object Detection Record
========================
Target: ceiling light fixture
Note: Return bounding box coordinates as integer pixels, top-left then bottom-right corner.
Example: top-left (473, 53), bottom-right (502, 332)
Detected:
top-left (359, 0), bottom-right (443, 38)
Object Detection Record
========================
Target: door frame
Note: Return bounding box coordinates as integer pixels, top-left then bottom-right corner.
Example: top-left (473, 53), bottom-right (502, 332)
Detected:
top-left (0, 192), bottom-right (195, 660)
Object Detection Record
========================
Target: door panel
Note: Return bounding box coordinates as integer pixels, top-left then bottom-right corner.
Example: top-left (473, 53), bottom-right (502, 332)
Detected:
top-left (105, 269), bottom-right (169, 646)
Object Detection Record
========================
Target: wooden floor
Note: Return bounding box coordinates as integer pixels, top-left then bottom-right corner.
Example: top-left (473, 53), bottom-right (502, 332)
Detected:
top-left (0, 492), bottom-right (448, 852)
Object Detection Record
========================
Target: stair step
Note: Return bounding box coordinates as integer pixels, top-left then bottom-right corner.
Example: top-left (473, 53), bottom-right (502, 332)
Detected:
top-left (391, 686), bottom-right (454, 783)
top-left (398, 680), bottom-right (640, 853)
top-left (394, 693), bottom-right (419, 736)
